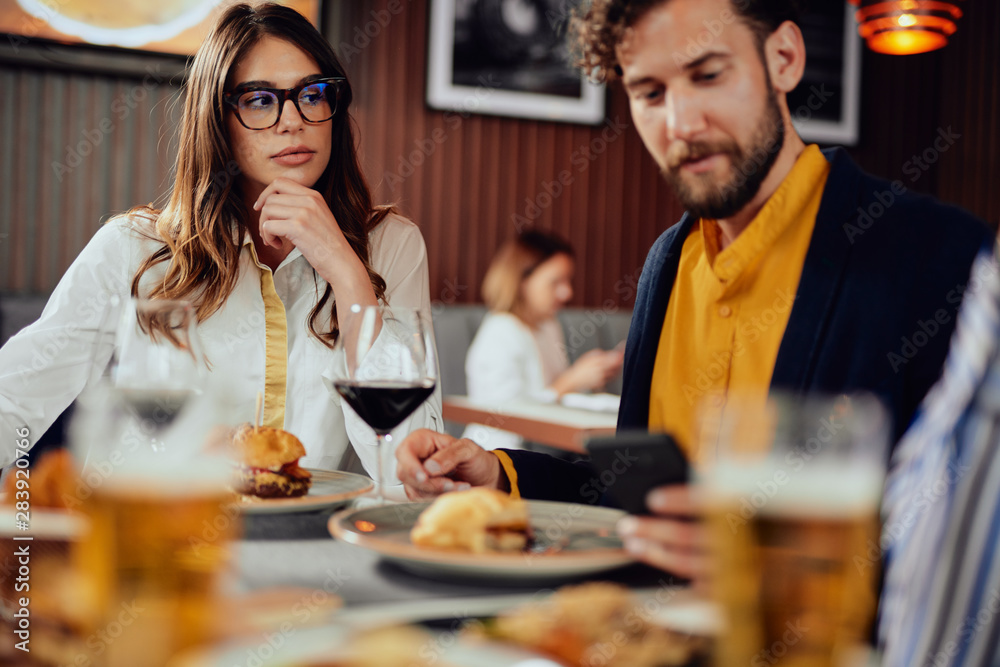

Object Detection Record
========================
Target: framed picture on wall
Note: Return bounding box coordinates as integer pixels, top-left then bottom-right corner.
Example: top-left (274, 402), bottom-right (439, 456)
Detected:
top-left (426, 0), bottom-right (606, 125)
top-left (790, 2), bottom-right (862, 145)
top-left (0, 0), bottom-right (320, 54)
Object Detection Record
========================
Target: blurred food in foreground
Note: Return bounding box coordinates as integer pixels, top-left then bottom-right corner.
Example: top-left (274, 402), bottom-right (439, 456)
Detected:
top-left (300, 625), bottom-right (453, 667)
top-left (1, 450), bottom-right (89, 665)
top-left (410, 488), bottom-right (530, 553)
top-left (472, 582), bottom-right (707, 666)
top-left (3, 448), bottom-right (79, 509)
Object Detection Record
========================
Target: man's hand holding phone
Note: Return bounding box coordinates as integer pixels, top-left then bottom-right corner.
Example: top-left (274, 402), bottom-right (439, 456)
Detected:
top-left (585, 433), bottom-right (707, 581)
top-left (616, 484), bottom-right (707, 581)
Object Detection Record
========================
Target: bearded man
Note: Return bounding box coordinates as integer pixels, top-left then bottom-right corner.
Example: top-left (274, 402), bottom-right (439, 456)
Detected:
top-left (395, 0), bottom-right (991, 578)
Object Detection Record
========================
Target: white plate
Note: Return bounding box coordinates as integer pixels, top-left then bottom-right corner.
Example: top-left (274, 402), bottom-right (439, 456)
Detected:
top-left (236, 469), bottom-right (373, 515)
top-left (329, 500), bottom-right (634, 583)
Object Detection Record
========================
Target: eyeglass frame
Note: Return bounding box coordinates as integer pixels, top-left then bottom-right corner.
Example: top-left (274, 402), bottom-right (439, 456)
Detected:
top-left (223, 76), bottom-right (347, 130)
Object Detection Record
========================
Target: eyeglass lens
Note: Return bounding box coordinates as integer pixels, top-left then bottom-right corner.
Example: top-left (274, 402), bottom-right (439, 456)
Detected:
top-left (236, 81), bottom-right (335, 129)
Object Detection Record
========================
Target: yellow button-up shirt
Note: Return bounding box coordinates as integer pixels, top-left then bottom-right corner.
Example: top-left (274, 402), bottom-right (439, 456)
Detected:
top-left (648, 144), bottom-right (831, 459)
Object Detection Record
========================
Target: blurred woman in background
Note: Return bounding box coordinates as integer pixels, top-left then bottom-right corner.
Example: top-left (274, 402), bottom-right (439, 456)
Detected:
top-left (463, 230), bottom-right (623, 450)
top-left (0, 3), bottom-right (441, 476)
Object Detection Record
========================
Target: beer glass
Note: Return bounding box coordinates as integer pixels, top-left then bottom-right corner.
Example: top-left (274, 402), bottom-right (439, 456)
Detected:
top-left (701, 393), bottom-right (889, 667)
top-left (68, 375), bottom-right (241, 667)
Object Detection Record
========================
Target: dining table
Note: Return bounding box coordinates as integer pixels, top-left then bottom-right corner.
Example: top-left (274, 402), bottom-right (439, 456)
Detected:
top-left (0, 496), bottom-right (689, 667)
top-left (442, 395), bottom-right (619, 454)
top-left (1, 490), bottom-right (884, 667)
top-left (189, 498), bottom-right (696, 666)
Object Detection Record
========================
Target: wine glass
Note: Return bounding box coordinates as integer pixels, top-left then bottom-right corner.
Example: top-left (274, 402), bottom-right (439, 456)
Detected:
top-left (332, 305), bottom-right (437, 504)
top-left (110, 298), bottom-right (206, 450)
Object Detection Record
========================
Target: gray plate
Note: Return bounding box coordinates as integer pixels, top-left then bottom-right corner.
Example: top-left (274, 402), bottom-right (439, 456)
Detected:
top-left (329, 500), bottom-right (634, 583)
top-left (236, 469), bottom-right (373, 515)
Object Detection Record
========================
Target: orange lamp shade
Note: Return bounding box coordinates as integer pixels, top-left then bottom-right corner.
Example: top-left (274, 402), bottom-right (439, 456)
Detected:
top-left (850, 0), bottom-right (963, 55)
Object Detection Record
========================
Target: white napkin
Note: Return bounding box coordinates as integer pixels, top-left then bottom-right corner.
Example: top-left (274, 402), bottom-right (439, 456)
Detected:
top-left (560, 393), bottom-right (621, 413)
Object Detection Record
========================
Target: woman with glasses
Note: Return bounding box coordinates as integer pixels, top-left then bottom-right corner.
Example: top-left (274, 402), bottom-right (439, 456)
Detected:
top-left (0, 3), bottom-right (442, 476)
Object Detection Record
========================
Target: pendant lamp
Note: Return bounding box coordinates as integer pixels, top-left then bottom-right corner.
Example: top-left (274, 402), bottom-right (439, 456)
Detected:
top-left (850, 0), bottom-right (964, 55)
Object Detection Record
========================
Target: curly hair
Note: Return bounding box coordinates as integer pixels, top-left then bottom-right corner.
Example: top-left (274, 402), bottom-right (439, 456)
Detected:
top-left (572, 0), bottom-right (803, 82)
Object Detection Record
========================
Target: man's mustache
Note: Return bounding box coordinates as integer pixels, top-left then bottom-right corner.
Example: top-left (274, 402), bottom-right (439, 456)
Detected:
top-left (666, 140), bottom-right (737, 170)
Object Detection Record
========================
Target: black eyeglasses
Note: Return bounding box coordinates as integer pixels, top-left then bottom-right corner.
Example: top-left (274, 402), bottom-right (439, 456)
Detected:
top-left (224, 77), bottom-right (346, 130)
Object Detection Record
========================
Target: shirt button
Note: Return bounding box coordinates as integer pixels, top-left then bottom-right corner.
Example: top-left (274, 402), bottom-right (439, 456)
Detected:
top-left (718, 305), bottom-right (733, 318)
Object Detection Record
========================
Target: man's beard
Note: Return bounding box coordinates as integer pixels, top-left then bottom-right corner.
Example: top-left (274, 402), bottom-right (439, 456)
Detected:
top-left (661, 89), bottom-right (785, 220)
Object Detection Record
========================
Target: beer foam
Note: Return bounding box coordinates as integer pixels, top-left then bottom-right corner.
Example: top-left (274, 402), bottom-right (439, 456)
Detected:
top-left (98, 470), bottom-right (232, 497)
top-left (79, 455), bottom-right (233, 497)
top-left (703, 461), bottom-right (884, 518)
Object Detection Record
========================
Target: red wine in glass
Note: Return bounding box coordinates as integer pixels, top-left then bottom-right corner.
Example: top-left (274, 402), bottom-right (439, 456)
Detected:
top-left (333, 380), bottom-right (436, 435)
top-left (332, 305), bottom-right (437, 504)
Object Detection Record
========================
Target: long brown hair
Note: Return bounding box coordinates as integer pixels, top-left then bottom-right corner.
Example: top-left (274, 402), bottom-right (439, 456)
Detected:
top-left (481, 229), bottom-right (574, 321)
top-left (131, 2), bottom-right (390, 346)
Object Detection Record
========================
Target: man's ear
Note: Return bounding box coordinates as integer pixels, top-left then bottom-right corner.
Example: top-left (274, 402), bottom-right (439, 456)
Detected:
top-left (764, 20), bottom-right (806, 94)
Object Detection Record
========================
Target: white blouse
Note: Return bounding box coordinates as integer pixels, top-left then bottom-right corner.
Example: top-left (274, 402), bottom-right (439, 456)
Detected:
top-left (462, 312), bottom-right (569, 449)
top-left (0, 213), bottom-right (443, 477)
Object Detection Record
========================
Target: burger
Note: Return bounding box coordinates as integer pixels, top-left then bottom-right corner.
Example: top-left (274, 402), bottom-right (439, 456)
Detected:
top-left (410, 488), bottom-right (530, 553)
top-left (231, 425), bottom-right (312, 498)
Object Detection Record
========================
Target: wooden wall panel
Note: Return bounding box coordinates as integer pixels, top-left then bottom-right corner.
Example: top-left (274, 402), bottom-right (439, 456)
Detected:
top-left (938, 0), bottom-right (1000, 226)
top-left (0, 66), bottom-right (181, 293)
top-left (845, 45), bottom-right (945, 196)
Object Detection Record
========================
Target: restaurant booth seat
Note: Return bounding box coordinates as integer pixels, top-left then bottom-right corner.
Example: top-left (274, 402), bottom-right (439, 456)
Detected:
top-left (0, 292), bottom-right (48, 345)
top-left (430, 303), bottom-right (632, 437)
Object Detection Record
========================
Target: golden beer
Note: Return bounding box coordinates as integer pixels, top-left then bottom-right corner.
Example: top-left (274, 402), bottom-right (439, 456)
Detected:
top-left (71, 482), bottom-right (238, 667)
top-left (706, 467), bottom-right (880, 667)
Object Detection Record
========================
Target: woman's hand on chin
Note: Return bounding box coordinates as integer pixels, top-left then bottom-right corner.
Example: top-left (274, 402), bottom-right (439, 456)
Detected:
top-left (253, 177), bottom-right (365, 285)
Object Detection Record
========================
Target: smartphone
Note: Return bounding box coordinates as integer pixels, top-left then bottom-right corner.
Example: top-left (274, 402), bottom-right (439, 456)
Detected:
top-left (585, 432), bottom-right (690, 515)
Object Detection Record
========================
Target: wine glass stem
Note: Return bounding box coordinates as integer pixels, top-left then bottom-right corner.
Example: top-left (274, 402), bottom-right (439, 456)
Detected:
top-left (376, 432), bottom-right (392, 504)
